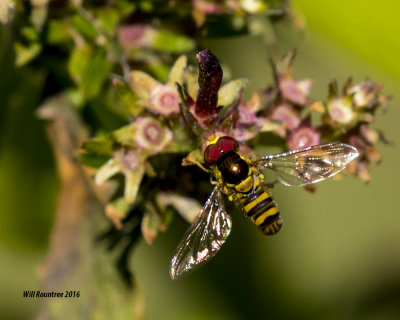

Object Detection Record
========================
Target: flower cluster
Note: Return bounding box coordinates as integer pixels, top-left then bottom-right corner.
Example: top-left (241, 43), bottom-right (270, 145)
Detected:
top-left (259, 51), bottom-right (317, 149)
top-left (316, 78), bottom-right (390, 182)
top-left (178, 51), bottom-right (317, 153)
top-left (80, 48), bottom-right (390, 281)
top-left (81, 56), bottom-right (194, 235)
top-left (7, 0), bottom-right (287, 283)
top-left (259, 53), bottom-right (389, 182)
top-left (172, 50), bottom-right (389, 185)
top-left (10, 0), bottom-right (391, 302)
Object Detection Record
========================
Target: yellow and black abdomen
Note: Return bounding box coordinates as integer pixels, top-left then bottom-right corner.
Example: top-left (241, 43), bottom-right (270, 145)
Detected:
top-left (238, 184), bottom-right (283, 235)
top-left (216, 150), bottom-right (282, 235)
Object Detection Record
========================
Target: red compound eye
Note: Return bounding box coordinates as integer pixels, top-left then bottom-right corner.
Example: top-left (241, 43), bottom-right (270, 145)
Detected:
top-left (204, 144), bottom-right (221, 165)
top-left (216, 136), bottom-right (239, 152)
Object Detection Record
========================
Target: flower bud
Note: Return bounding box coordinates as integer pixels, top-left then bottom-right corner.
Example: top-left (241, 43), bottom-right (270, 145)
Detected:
top-left (150, 85), bottom-right (180, 115)
top-left (270, 103), bottom-right (301, 130)
top-left (135, 117), bottom-right (173, 153)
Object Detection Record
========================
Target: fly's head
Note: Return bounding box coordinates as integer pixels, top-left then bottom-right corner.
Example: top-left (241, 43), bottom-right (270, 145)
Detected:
top-left (203, 136), bottom-right (240, 166)
top-left (204, 136), bottom-right (256, 190)
top-left (203, 136), bottom-right (240, 186)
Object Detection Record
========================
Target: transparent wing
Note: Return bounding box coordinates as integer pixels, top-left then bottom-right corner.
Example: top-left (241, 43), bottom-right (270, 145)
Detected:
top-left (259, 143), bottom-right (359, 186)
top-left (169, 187), bottom-right (232, 280)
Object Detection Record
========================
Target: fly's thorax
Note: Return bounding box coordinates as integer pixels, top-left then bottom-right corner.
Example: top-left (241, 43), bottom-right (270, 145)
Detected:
top-left (230, 173), bottom-right (254, 193)
top-left (216, 151), bottom-right (251, 186)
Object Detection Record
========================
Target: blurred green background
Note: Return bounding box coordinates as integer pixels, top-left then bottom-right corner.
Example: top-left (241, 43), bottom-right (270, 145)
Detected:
top-left (1, 1), bottom-right (400, 319)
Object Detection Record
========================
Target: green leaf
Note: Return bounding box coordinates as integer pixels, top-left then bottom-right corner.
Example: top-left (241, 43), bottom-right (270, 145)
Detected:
top-left (165, 124), bottom-right (193, 153)
top-left (112, 78), bottom-right (143, 116)
top-left (71, 14), bottom-right (98, 39)
top-left (77, 153), bottom-right (110, 168)
top-left (14, 27), bottom-right (41, 66)
top-left (69, 44), bottom-right (91, 87)
top-left (186, 66), bottom-right (199, 100)
top-left (14, 42), bottom-right (42, 67)
top-left (153, 29), bottom-right (195, 53)
top-left (47, 20), bottom-right (71, 44)
top-left (83, 50), bottom-right (113, 99)
top-left (111, 124), bottom-right (136, 146)
top-left (115, 0), bottom-right (136, 18)
top-left (147, 62), bottom-right (170, 83)
top-left (130, 70), bottom-right (159, 99)
top-left (181, 149), bottom-right (205, 168)
top-left (80, 137), bottom-right (113, 168)
top-left (21, 26), bottom-right (39, 41)
top-left (328, 79), bottom-right (338, 99)
top-left (258, 118), bottom-right (284, 132)
top-left (167, 55), bottom-right (187, 87)
top-left (66, 88), bottom-right (85, 108)
top-left (96, 7), bottom-right (119, 34)
top-left (82, 138), bottom-right (113, 156)
top-left (68, 44), bottom-right (113, 99)
top-left (31, 5), bottom-right (48, 31)
top-left (218, 78), bottom-right (249, 107)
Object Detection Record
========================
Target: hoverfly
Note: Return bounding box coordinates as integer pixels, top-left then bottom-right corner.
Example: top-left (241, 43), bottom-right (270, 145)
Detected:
top-left (169, 136), bottom-right (359, 279)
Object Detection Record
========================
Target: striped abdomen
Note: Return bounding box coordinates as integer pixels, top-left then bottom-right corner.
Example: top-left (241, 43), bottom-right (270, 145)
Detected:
top-left (238, 184), bottom-right (283, 235)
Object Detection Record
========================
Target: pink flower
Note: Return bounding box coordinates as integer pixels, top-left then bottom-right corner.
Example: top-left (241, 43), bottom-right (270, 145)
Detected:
top-left (348, 135), bottom-right (365, 152)
top-left (237, 104), bottom-right (258, 124)
top-left (346, 128), bottom-right (382, 183)
top-left (280, 78), bottom-right (312, 106)
top-left (118, 24), bottom-right (155, 50)
top-left (328, 98), bottom-right (355, 125)
top-left (360, 124), bottom-right (379, 144)
top-left (95, 148), bottom-right (146, 205)
top-left (232, 127), bottom-right (257, 142)
top-left (150, 85), bottom-right (180, 115)
top-left (270, 103), bottom-right (301, 130)
top-left (192, 0), bottom-right (222, 14)
top-left (135, 117), bottom-right (173, 153)
top-left (130, 55), bottom-right (187, 117)
top-left (235, 93), bottom-right (262, 127)
top-left (114, 149), bottom-right (139, 172)
top-left (288, 126), bottom-right (320, 150)
top-left (349, 80), bottom-right (388, 109)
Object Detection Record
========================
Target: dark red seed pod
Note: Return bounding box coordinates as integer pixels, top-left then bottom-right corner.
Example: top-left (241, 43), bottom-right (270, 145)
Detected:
top-left (216, 136), bottom-right (239, 153)
top-left (204, 144), bottom-right (221, 165)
